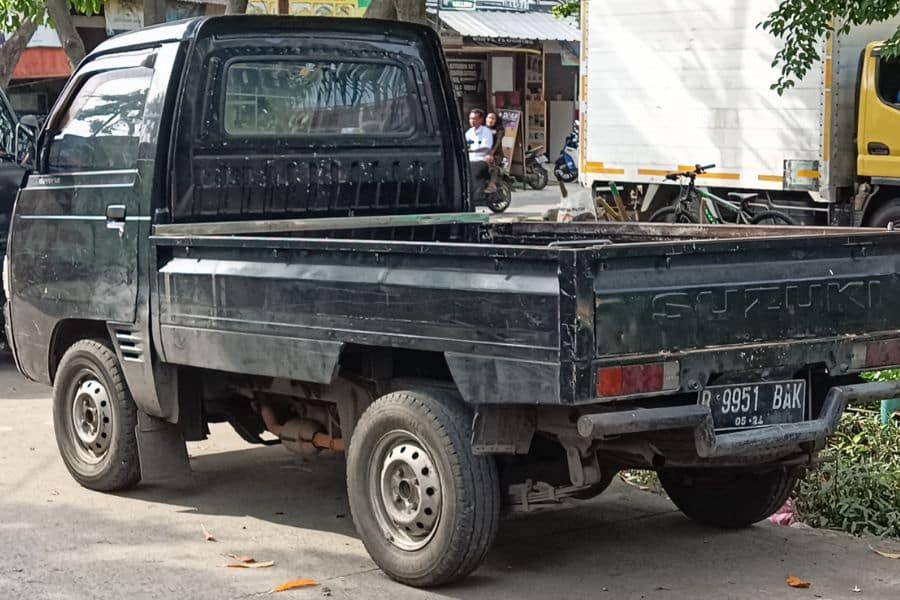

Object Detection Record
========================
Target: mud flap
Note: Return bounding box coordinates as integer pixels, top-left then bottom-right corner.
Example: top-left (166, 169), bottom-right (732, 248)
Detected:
top-left (135, 410), bottom-right (192, 486)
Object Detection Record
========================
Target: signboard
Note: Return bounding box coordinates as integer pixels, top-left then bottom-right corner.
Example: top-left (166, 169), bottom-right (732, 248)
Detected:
top-left (447, 60), bottom-right (483, 97)
top-left (105, 0), bottom-right (143, 34)
top-left (440, 0), bottom-right (476, 10)
top-left (249, 0), bottom-right (369, 16)
top-left (499, 109), bottom-right (521, 165)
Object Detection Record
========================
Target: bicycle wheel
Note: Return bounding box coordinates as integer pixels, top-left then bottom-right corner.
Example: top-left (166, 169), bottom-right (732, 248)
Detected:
top-left (648, 206), bottom-right (698, 223)
top-left (750, 210), bottom-right (797, 226)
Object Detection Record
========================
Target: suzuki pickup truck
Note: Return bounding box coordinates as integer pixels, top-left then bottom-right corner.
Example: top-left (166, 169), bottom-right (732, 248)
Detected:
top-left (6, 16), bottom-right (900, 587)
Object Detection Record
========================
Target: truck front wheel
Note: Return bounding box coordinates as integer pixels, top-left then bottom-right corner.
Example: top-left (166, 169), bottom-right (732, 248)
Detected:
top-left (53, 339), bottom-right (141, 492)
top-left (659, 467), bottom-right (799, 528)
top-left (346, 389), bottom-right (500, 587)
top-left (866, 199), bottom-right (900, 228)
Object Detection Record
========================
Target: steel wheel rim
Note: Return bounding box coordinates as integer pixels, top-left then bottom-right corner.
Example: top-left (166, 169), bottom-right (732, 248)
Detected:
top-left (369, 430), bottom-right (443, 552)
top-left (68, 370), bottom-right (113, 464)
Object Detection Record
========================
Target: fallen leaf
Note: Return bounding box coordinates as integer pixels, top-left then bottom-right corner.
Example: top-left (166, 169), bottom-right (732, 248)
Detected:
top-left (201, 524), bottom-right (216, 542)
top-left (869, 544), bottom-right (900, 559)
top-left (271, 578), bottom-right (317, 593)
top-left (228, 554), bottom-right (256, 563)
top-left (226, 560), bottom-right (274, 569)
top-left (786, 575), bottom-right (811, 589)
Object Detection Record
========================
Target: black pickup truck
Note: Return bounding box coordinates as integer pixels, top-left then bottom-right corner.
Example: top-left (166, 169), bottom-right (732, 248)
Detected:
top-left (6, 16), bottom-right (900, 587)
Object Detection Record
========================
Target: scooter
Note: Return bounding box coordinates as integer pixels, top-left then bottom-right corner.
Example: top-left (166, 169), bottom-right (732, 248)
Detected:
top-left (523, 146), bottom-right (549, 190)
top-left (554, 120), bottom-right (579, 183)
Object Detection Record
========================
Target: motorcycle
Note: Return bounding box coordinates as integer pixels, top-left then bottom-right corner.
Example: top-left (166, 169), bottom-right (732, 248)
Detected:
top-left (523, 146), bottom-right (549, 190)
top-left (554, 120), bottom-right (579, 183)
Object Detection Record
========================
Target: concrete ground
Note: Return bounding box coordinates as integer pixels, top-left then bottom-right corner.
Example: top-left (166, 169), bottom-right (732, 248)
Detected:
top-left (1, 361), bottom-right (899, 600)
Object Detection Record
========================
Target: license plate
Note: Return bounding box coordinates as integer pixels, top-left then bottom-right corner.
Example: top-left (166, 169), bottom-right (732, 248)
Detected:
top-left (699, 379), bottom-right (807, 431)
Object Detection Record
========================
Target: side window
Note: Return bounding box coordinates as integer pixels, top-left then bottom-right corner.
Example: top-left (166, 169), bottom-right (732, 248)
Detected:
top-left (876, 55), bottom-right (900, 108)
top-left (222, 60), bottom-right (417, 137)
top-left (0, 97), bottom-right (16, 157)
top-left (47, 67), bottom-right (152, 173)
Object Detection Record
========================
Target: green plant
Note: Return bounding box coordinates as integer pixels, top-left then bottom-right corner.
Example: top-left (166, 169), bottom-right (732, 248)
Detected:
top-left (794, 408), bottom-right (900, 537)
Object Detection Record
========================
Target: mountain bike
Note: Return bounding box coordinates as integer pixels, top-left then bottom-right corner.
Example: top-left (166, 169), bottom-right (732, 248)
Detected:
top-left (648, 164), bottom-right (797, 225)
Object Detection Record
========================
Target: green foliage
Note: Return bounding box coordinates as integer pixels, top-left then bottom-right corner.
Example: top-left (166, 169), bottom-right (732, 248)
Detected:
top-left (794, 409), bottom-right (900, 537)
top-left (0, 0), bottom-right (103, 32)
top-left (861, 368), bottom-right (900, 382)
top-left (551, 0), bottom-right (580, 19)
top-left (760, 0), bottom-right (900, 94)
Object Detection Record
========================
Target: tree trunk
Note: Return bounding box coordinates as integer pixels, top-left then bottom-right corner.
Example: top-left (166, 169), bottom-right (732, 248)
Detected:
top-left (46, 0), bottom-right (86, 71)
top-left (0, 20), bottom-right (38, 89)
top-left (365, 0), bottom-right (427, 24)
top-left (225, 0), bottom-right (249, 14)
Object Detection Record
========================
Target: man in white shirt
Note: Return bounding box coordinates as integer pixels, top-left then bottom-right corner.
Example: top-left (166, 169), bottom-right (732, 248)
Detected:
top-left (465, 109), bottom-right (493, 204)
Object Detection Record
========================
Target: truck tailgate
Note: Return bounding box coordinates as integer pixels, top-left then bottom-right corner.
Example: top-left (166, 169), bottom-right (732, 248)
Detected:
top-left (592, 231), bottom-right (900, 356)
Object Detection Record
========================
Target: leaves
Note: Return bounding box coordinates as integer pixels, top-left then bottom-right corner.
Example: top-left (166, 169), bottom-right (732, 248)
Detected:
top-left (551, 0), bottom-right (580, 19)
top-left (270, 578), bottom-right (318, 593)
top-left (201, 524), bottom-right (216, 542)
top-left (225, 553), bottom-right (275, 568)
top-left (794, 410), bottom-right (900, 538)
top-left (760, 0), bottom-right (900, 95)
top-left (0, 0), bottom-right (102, 33)
top-left (786, 575), bottom-right (811, 588)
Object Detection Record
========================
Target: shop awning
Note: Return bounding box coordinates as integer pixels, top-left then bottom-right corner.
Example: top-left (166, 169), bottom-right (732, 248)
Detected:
top-left (439, 10), bottom-right (579, 42)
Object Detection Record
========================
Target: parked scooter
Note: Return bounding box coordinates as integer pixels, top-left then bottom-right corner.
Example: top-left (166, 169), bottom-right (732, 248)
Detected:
top-left (554, 120), bottom-right (579, 183)
top-left (523, 146), bottom-right (549, 190)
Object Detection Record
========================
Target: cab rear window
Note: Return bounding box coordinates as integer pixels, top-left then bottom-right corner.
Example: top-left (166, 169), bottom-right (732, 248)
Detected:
top-left (222, 60), bottom-right (417, 137)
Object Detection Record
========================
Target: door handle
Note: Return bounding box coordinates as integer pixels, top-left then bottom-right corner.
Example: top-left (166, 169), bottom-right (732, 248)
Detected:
top-left (106, 204), bottom-right (126, 236)
top-left (868, 141), bottom-right (890, 156)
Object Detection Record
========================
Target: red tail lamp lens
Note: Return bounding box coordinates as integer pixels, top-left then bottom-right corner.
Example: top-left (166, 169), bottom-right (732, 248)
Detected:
top-left (596, 361), bottom-right (679, 398)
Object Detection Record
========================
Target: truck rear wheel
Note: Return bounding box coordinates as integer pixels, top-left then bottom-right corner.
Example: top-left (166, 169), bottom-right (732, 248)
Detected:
top-left (659, 467), bottom-right (798, 528)
top-left (346, 389), bottom-right (500, 587)
top-left (53, 339), bottom-right (141, 491)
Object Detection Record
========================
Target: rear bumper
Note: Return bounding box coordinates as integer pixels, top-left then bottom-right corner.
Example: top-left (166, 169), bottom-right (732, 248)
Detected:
top-left (576, 381), bottom-right (900, 459)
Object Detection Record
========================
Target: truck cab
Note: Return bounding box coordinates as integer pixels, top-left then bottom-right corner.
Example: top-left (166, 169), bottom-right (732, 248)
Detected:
top-left (856, 41), bottom-right (900, 226)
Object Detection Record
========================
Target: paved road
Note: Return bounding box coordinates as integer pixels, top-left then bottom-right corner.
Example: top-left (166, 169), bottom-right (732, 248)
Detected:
top-left (1, 361), bottom-right (898, 599)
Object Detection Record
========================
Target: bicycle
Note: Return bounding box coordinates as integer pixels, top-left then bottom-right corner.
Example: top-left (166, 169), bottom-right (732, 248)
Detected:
top-left (648, 164), bottom-right (797, 225)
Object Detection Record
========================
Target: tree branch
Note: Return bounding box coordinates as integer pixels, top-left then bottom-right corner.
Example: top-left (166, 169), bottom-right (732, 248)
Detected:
top-left (46, 0), bottom-right (86, 70)
top-left (0, 20), bottom-right (38, 89)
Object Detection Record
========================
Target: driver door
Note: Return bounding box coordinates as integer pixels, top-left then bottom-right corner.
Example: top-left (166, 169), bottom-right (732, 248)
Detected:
top-left (9, 54), bottom-right (153, 335)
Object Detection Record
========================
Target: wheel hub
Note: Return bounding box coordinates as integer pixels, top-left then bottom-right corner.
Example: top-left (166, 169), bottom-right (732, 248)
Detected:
top-left (374, 435), bottom-right (442, 551)
top-left (71, 378), bottom-right (112, 458)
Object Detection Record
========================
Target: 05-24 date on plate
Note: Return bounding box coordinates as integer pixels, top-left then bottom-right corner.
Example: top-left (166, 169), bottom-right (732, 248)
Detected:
top-left (699, 379), bottom-right (807, 431)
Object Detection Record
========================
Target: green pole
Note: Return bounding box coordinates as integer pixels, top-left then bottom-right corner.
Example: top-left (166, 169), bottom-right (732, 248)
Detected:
top-left (882, 399), bottom-right (900, 426)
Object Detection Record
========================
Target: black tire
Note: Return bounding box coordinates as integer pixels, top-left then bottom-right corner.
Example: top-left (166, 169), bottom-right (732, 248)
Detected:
top-left (526, 165), bottom-right (549, 190)
top-left (53, 339), bottom-right (141, 492)
top-left (865, 199), bottom-right (900, 228)
top-left (749, 210), bottom-right (797, 225)
top-left (554, 158), bottom-right (578, 183)
top-left (659, 467), bottom-right (799, 529)
top-left (648, 206), bottom-right (698, 223)
top-left (347, 389), bottom-right (500, 587)
top-left (487, 183), bottom-right (512, 213)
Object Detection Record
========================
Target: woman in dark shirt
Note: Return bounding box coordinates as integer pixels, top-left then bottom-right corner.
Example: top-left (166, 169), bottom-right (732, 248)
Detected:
top-left (485, 112), bottom-right (505, 192)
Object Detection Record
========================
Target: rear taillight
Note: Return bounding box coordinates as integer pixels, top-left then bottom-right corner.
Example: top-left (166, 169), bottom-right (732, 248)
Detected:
top-left (851, 340), bottom-right (900, 370)
top-left (596, 361), bottom-right (680, 398)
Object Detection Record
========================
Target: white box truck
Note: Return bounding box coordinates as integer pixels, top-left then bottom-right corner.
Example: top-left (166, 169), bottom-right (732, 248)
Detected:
top-left (579, 0), bottom-right (900, 226)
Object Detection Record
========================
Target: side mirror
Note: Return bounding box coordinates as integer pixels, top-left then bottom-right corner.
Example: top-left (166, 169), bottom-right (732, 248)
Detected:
top-left (15, 115), bottom-right (39, 170)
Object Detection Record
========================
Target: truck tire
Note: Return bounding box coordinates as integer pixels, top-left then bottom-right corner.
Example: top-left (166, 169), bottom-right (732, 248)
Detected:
top-left (346, 389), bottom-right (500, 587)
top-left (865, 200), bottom-right (900, 228)
top-left (659, 467), bottom-right (798, 528)
top-left (53, 339), bottom-right (141, 492)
